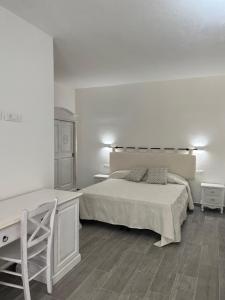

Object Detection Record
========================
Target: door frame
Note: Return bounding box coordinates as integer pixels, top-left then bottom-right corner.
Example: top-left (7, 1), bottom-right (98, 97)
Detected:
top-left (54, 107), bottom-right (78, 190)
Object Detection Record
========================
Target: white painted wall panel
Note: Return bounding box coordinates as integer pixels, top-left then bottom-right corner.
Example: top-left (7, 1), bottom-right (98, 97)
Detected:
top-left (76, 76), bottom-right (225, 202)
top-left (54, 83), bottom-right (75, 114)
top-left (0, 7), bottom-right (54, 199)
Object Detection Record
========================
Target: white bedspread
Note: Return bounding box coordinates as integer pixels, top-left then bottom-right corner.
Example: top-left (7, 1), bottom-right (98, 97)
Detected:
top-left (80, 179), bottom-right (193, 246)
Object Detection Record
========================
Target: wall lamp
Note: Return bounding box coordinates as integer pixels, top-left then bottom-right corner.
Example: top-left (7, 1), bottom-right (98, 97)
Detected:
top-left (104, 145), bottom-right (203, 154)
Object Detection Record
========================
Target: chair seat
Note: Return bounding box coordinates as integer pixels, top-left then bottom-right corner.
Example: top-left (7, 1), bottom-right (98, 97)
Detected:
top-left (0, 239), bottom-right (47, 263)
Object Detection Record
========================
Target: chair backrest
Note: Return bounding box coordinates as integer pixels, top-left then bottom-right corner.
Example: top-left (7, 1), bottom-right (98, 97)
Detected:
top-left (20, 199), bottom-right (58, 256)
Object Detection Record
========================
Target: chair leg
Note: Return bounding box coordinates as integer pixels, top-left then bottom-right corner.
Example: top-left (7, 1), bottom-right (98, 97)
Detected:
top-left (21, 262), bottom-right (31, 300)
top-left (46, 241), bottom-right (53, 294)
top-left (46, 264), bottom-right (52, 294)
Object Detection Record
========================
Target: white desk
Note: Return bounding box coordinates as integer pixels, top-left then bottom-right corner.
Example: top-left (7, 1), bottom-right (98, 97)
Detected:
top-left (0, 189), bottom-right (82, 284)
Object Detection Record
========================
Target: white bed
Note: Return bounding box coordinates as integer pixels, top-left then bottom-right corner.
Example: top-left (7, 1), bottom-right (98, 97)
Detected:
top-left (80, 152), bottom-right (196, 247)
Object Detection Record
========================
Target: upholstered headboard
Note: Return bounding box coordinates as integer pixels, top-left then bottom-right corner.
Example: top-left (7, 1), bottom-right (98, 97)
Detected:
top-left (110, 152), bottom-right (196, 179)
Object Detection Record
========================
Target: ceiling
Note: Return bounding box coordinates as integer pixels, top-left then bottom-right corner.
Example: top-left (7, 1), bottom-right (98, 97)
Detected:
top-left (1, 0), bottom-right (225, 88)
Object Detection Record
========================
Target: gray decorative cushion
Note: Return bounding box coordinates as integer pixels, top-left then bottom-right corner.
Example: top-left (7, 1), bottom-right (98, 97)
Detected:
top-left (146, 168), bottom-right (168, 184)
top-left (125, 167), bottom-right (147, 182)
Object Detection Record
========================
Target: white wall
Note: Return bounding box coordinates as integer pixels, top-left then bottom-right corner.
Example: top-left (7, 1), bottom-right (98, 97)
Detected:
top-left (76, 75), bottom-right (225, 202)
top-left (0, 7), bottom-right (54, 200)
top-left (54, 83), bottom-right (75, 114)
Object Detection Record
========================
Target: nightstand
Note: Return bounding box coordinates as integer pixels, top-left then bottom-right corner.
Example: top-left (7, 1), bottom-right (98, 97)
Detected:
top-left (201, 183), bottom-right (225, 214)
top-left (94, 174), bottom-right (109, 183)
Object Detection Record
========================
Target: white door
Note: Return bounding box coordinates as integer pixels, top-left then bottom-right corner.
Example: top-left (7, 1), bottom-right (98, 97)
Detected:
top-left (54, 120), bottom-right (75, 190)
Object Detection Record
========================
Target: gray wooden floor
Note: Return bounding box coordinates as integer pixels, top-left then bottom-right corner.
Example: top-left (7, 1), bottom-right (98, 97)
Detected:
top-left (0, 206), bottom-right (224, 300)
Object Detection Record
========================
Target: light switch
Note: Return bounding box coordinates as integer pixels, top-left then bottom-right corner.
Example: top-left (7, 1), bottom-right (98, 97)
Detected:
top-left (4, 112), bottom-right (22, 122)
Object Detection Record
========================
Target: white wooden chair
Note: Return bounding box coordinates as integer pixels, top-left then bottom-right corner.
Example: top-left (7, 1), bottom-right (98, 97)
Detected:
top-left (0, 198), bottom-right (58, 300)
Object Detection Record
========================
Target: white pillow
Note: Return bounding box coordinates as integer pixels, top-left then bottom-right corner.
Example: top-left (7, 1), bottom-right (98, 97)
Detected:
top-left (109, 170), bottom-right (130, 179)
top-left (167, 172), bottom-right (186, 184)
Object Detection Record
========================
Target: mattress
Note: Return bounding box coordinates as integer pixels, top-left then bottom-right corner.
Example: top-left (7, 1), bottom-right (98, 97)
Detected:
top-left (80, 178), bottom-right (191, 246)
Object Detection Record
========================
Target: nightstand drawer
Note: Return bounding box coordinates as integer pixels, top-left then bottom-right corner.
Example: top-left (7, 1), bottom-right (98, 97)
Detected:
top-left (204, 196), bottom-right (223, 206)
top-left (204, 188), bottom-right (222, 197)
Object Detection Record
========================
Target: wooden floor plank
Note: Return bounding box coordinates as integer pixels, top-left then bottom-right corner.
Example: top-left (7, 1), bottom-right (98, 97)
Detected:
top-left (103, 250), bottom-right (143, 293)
top-left (92, 289), bottom-right (120, 300)
top-left (66, 269), bottom-right (109, 300)
top-left (144, 291), bottom-right (168, 300)
top-left (195, 264), bottom-right (219, 300)
top-left (149, 244), bottom-right (184, 296)
top-left (218, 259), bottom-right (225, 300)
top-left (119, 248), bottom-right (163, 299)
top-left (97, 239), bottom-right (132, 272)
top-left (170, 273), bottom-right (196, 300)
top-left (178, 242), bottom-right (201, 277)
top-left (200, 242), bottom-right (219, 267)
